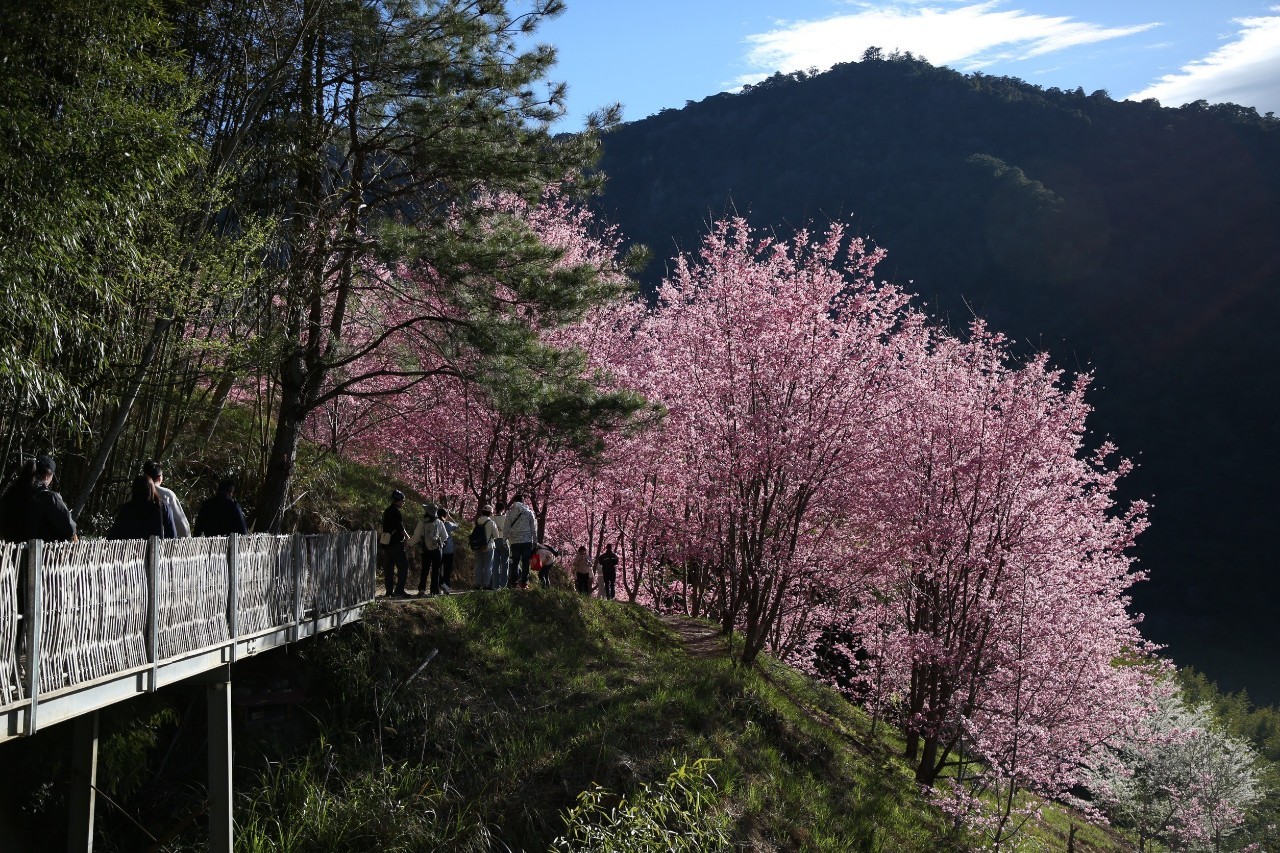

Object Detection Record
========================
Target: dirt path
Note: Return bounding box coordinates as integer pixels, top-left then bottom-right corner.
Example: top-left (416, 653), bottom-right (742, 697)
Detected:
top-left (656, 613), bottom-right (726, 659)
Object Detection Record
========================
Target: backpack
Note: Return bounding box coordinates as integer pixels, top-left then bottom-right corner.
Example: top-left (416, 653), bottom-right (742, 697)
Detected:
top-left (468, 520), bottom-right (489, 550)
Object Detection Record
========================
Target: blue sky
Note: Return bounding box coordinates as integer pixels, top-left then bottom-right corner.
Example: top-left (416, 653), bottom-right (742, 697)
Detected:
top-left (531, 1), bottom-right (1280, 129)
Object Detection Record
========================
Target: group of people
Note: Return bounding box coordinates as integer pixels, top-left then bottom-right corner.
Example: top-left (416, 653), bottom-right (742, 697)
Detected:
top-left (380, 490), bottom-right (621, 600)
top-left (0, 454), bottom-right (251, 546)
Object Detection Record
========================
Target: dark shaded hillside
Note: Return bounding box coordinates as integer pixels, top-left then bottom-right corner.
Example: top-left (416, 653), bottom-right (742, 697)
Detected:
top-left (593, 56), bottom-right (1280, 703)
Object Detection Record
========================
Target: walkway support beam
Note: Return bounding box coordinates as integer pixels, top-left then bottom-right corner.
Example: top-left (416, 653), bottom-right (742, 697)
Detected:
top-left (67, 709), bottom-right (99, 853)
top-left (207, 674), bottom-right (233, 853)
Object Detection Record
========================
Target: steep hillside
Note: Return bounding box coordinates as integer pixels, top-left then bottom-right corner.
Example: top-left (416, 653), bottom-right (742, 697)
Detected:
top-left (593, 56), bottom-right (1280, 701)
top-left (1, 592), bottom-right (1137, 851)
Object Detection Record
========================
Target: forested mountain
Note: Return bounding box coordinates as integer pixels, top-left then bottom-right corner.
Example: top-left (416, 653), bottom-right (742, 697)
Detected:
top-left (592, 53), bottom-right (1280, 703)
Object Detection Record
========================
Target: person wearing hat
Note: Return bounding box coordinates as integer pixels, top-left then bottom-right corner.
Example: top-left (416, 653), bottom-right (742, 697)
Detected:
top-left (0, 455), bottom-right (76, 543)
top-left (382, 490), bottom-right (410, 597)
top-left (470, 504), bottom-right (500, 589)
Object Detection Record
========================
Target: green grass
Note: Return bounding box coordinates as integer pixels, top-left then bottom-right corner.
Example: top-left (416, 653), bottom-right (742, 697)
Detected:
top-left (235, 591), bottom-right (942, 851)
top-left (226, 591), bottom-right (1136, 852)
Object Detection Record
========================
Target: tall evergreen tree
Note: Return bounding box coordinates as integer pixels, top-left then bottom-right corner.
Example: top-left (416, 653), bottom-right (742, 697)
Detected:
top-left (173, 0), bottom-right (621, 529)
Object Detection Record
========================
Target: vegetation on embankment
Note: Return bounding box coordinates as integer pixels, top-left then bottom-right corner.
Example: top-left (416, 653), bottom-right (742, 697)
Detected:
top-left (229, 590), bottom-right (1125, 852)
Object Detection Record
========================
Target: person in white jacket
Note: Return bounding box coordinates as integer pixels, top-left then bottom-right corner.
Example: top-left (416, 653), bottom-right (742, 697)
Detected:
top-left (504, 494), bottom-right (537, 589)
top-left (143, 460), bottom-right (191, 537)
top-left (409, 507), bottom-right (448, 595)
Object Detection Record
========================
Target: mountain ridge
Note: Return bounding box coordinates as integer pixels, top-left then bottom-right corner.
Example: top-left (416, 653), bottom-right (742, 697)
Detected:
top-left (592, 55), bottom-right (1280, 703)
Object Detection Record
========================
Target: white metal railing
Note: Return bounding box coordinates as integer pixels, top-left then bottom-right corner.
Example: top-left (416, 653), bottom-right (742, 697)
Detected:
top-left (0, 530), bottom-right (376, 736)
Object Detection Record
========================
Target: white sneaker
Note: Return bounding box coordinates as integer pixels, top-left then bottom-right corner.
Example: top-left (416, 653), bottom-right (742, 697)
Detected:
top-left (441, 583), bottom-right (452, 593)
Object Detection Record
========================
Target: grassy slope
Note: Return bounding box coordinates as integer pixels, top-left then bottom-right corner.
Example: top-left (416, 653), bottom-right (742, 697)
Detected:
top-left (236, 589), bottom-right (1130, 852)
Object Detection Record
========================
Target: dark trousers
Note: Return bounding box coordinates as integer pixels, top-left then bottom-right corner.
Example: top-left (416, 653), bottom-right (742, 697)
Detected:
top-left (537, 566), bottom-right (551, 588)
top-left (602, 573), bottom-right (616, 600)
top-left (419, 547), bottom-right (442, 594)
top-left (441, 552), bottom-right (455, 588)
top-left (575, 573), bottom-right (591, 594)
top-left (509, 541), bottom-right (533, 588)
top-left (384, 543), bottom-right (408, 596)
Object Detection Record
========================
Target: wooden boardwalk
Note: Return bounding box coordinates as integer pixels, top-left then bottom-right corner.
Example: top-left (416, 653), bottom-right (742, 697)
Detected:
top-left (0, 531), bottom-right (376, 741)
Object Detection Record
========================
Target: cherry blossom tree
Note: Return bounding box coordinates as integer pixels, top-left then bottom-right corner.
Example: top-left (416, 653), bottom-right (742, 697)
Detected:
top-left (830, 322), bottom-right (1159, 842)
top-left (1087, 690), bottom-right (1266, 853)
top-left (630, 218), bottom-right (914, 665)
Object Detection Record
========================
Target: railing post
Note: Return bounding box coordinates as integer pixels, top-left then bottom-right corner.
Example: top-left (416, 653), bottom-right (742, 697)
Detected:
top-left (227, 534), bottom-right (238, 664)
top-left (291, 534), bottom-right (303, 644)
top-left (25, 539), bottom-right (42, 736)
top-left (147, 536), bottom-right (159, 692)
top-left (337, 534), bottom-right (346, 614)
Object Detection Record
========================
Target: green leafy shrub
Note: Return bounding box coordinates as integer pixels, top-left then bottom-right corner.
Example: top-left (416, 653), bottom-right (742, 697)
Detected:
top-left (551, 758), bottom-right (733, 852)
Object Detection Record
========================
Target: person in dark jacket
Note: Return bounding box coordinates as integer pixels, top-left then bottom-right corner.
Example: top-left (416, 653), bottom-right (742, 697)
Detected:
top-left (382, 490), bottom-right (410, 598)
top-left (106, 475), bottom-right (174, 540)
top-left (0, 455), bottom-right (76, 543)
top-left (193, 479), bottom-right (249, 536)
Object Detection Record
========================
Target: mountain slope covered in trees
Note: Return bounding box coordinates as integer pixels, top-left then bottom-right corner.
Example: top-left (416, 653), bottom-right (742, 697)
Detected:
top-left (592, 54), bottom-right (1280, 703)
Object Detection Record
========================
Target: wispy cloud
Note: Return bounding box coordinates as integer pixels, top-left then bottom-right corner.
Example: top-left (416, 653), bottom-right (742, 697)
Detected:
top-left (739, 1), bottom-right (1158, 85)
top-left (1127, 11), bottom-right (1280, 114)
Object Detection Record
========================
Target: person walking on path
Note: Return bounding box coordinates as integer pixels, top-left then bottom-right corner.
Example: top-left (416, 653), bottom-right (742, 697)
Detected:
top-left (107, 474), bottom-right (175, 540)
top-left (504, 494), bottom-right (537, 589)
top-left (193, 479), bottom-right (249, 536)
top-left (470, 505), bottom-right (499, 589)
top-left (595, 543), bottom-right (619, 600)
top-left (571, 546), bottom-right (592, 594)
top-left (382, 490), bottom-right (410, 597)
top-left (438, 508), bottom-right (458, 592)
top-left (143, 460), bottom-right (191, 538)
top-left (409, 505), bottom-right (447, 595)
top-left (1, 455), bottom-right (77, 544)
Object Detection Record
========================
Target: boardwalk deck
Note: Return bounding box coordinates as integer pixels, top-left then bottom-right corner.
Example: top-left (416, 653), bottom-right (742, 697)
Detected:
top-left (0, 530), bottom-right (376, 743)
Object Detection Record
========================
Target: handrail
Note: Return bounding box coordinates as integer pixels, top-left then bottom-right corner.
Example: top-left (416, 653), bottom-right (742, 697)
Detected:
top-left (0, 531), bottom-right (376, 739)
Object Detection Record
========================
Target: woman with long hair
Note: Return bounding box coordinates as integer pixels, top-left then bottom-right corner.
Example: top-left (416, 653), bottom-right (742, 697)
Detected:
top-left (106, 474), bottom-right (176, 540)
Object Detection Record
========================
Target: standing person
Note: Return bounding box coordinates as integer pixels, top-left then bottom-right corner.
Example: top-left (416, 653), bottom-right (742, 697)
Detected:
top-left (142, 460), bottom-right (191, 538)
top-left (470, 505), bottom-right (499, 589)
top-left (382, 490), bottom-right (410, 598)
top-left (595, 543), bottom-right (619, 601)
top-left (438, 508), bottom-right (458, 593)
top-left (106, 475), bottom-right (175, 540)
top-left (571, 546), bottom-right (591, 595)
top-left (193, 479), bottom-right (249, 536)
top-left (409, 505), bottom-right (447, 596)
top-left (532, 542), bottom-right (558, 588)
top-left (0, 455), bottom-right (77, 543)
top-left (491, 500), bottom-right (510, 590)
top-left (504, 494), bottom-right (537, 590)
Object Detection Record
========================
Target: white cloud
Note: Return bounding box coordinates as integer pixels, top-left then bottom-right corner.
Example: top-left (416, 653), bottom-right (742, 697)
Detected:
top-left (1127, 12), bottom-right (1280, 114)
top-left (739, 1), bottom-right (1158, 85)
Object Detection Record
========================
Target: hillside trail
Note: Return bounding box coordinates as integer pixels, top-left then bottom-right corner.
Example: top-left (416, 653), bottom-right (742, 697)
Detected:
top-left (655, 612), bottom-right (724, 659)
top-left (656, 612), bottom-right (881, 757)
